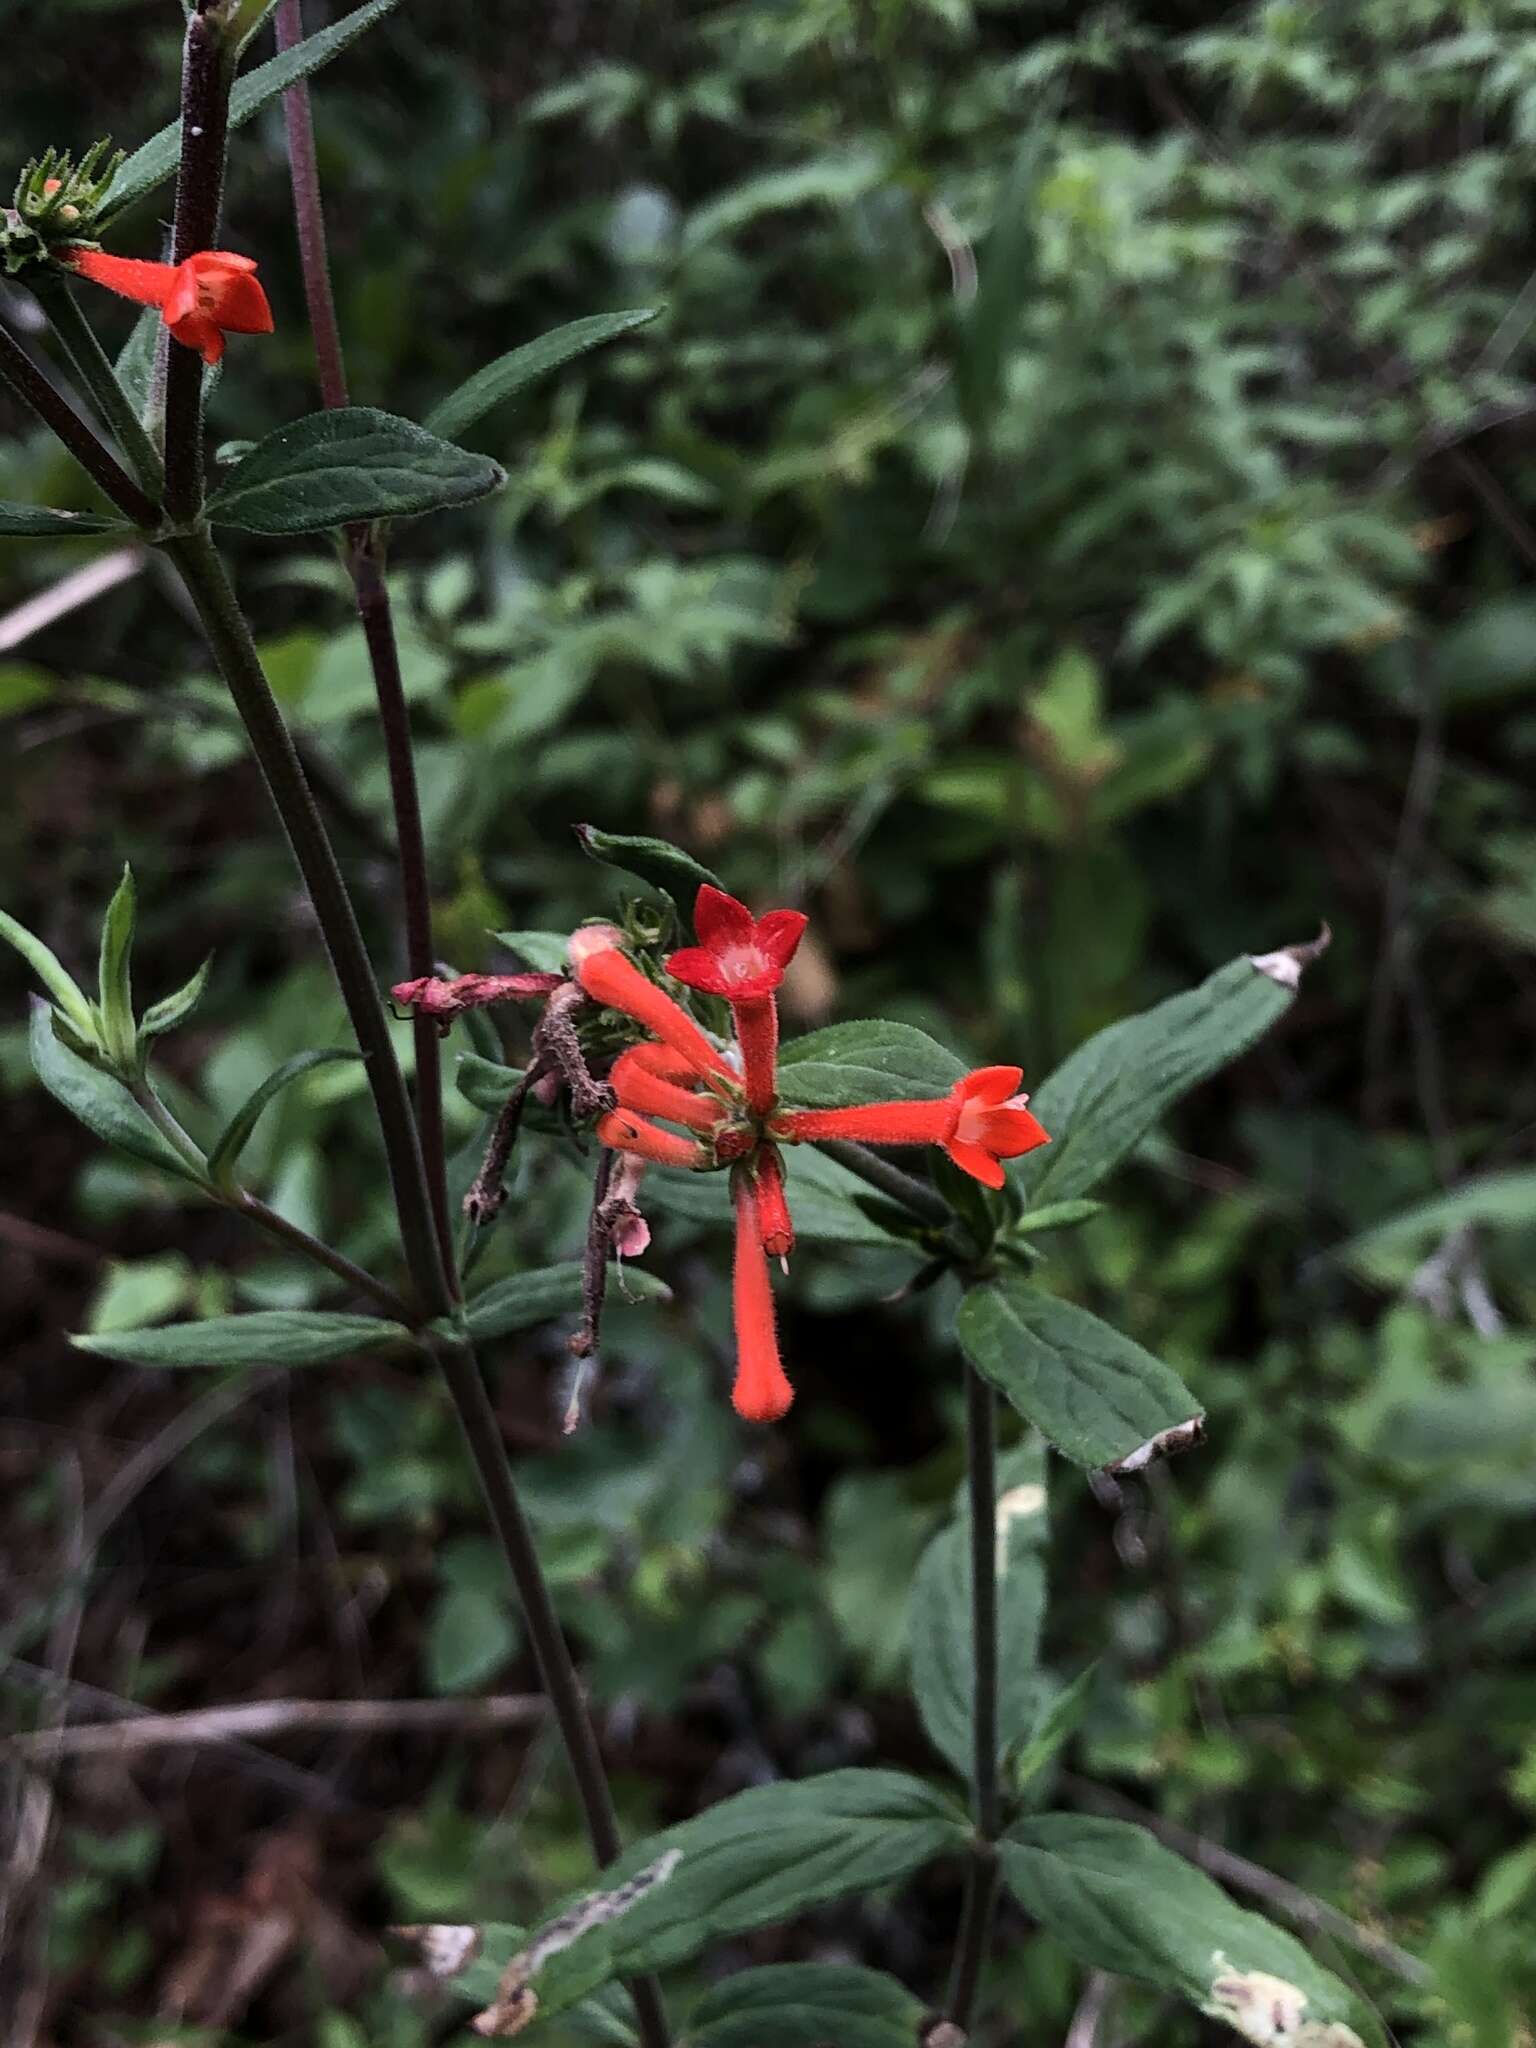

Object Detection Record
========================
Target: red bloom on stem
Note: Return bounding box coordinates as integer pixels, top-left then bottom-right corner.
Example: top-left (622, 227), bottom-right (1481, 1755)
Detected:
top-left (610, 1044), bottom-right (726, 1135)
top-left (666, 886), bottom-right (807, 1001)
top-left (595, 1108), bottom-right (709, 1171)
top-left (667, 886), bottom-right (805, 1118)
top-left (731, 1170), bottom-right (794, 1422)
top-left (751, 1146), bottom-right (794, 1265)
top-left (778, 1064), bottom-right (1050, 1190)
top-left (65, 246), bottom-right (274, 365)
top-left (575, 937), bottom-right (731, 1084)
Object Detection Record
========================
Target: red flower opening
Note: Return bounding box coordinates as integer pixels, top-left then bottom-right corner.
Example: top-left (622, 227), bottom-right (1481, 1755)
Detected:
top-left (65, 246), bottom-right (274, 365)
top-left (666, 886), bottom-right (807, 1002)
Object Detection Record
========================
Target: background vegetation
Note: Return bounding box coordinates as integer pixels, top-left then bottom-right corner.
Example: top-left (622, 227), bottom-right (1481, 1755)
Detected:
top-left (4, 0), bottom-right (1536, 2040)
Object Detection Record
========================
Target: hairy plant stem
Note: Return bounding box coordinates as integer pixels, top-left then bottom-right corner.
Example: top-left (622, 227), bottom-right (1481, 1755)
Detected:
top-left (435, 1340), bottom-right (673, 2048)
top-left (275, 0), bottom-right (454, 1281)
top-left (815, 1138), bottom-right (953, 1226)
top-left (0, 321), bottom-right (158, 526)
top-left (946, 1363), bottom-right (1001, 2029)
top-left (29, 276), bottom-right (165, 499)
top-left (163, 3), bottom-right (234, 521)
top-left (163, 526), bottom-right (450, 1316)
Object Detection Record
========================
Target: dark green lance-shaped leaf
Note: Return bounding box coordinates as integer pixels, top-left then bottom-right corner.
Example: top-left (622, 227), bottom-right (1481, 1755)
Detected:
top-left (208, 1048), bottom-right (361, 1188)
top-left (139, 956), bottom-right (213, 1042)
top-left (1020, 938), bottom-right (1326, 1207)
top-left (454, 1261), bottom-right (671, 1344)
top-left (687, 1965), bottom-right (926, 2048)
top-left (776, 1019), bottom-right (965, 1110)
top-left (207, 409), bottom-right (504, 535)
top-left (73, 1309), bottom-right (411, 1368)
top-left (426, 309), bottom-right (661, 441)
top-left (1000, 1816), bottom-right (1379, 2046)
top-left (3, 910), bottom-right (96, 1039)
top-left (574, 824), bottom-right (721, 915)
top-left (957, 1274), bottom-right (1202, 1471)
top-left (96, 864), bottom-right (136, 1070)
top-left (1011, 1663), bottom-right (1098, 1794)
top-left (956, 119), bottom-right (1051, 435)
top-left (29, 999), bottom-right (195, 1180)
top-left (1014, 1198), bottom-right (1106, 1236)
top-left (0, 503), bottom-right (125, 537)
top-left (455, 1771), bottom-right (966, 2024)
top-left (910, 1438), bottom-right (1050, 1780)
top-left (114, 308), bottom-right (161, 418)
top-left (99, 0), bottom-right (403, 225)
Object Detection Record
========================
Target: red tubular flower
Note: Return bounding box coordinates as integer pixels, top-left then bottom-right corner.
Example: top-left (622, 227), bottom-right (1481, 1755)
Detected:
top-left (610, 1045), bottom-right (725, 1134)
top-left (65, 247), bottom-right (274, 365)
top-left (731, 1171), bottom-right (794, 1423)
top-left (752, 1146), bottom-right (795, 1264)
top-left (595, 1109), bottom-right (709, 1170)
top-left (667, 887), bottom-right (807, 1118)
top-left (778, 1065), bottom-right (1050, 1190)
top-left (575, 942), bottom-right (731, 1083)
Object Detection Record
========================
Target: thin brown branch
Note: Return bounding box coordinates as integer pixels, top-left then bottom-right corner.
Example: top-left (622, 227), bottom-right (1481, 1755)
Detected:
top-left (8, 1693), bottom-right (548, 1761)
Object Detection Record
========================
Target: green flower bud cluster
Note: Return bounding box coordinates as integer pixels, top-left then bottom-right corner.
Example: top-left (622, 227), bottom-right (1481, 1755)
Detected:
top-left (3, 141), bottom-right (123, 276)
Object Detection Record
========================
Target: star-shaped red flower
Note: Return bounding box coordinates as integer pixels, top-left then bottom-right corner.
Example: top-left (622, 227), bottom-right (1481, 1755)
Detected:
top-left (666, 886), bottom-right (807, 1002)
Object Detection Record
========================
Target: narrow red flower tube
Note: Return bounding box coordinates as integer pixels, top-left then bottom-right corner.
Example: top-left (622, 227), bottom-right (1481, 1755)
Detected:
top-left (595, 1109), bottom-right (709, 1170)
top-left (752, 1145), bottom-right (795, 1264)
top-left (575, 944), bottom-right (731, 1084)
top-left (610, 1046), bottom-right (725, 1134)
top-left (731, 1171), bottom-right (794, 1423)
top-left (778, 1066), bottom-right (1050, 1189)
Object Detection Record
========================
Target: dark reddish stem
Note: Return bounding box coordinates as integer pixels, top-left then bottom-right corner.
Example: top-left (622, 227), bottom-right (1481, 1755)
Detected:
top-left (163, 3), bottom-right (232, 520)
top-left (275, 0), bottom-right (453, 1283)
top-left (0, 323), bottom-right (159, 527)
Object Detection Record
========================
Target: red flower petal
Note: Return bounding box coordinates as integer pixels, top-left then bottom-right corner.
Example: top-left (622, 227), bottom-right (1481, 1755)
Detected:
top-left (944, 1135), bottom-right (1006, 1188)
top-left (956, 1064), bottom-right (1024, 1108)
top-left (693, 885), bottom-right (755, 952)
top-left (664, 945), bottom-right (733, 997)
top-left (755, 909), bottom-right (808, 971)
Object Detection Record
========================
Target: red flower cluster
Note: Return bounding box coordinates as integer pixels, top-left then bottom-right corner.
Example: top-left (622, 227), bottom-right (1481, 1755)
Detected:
top-left (575, 887), bottom-right (1050, 1423)
top-left (64, 246), bottom-right (273, 365)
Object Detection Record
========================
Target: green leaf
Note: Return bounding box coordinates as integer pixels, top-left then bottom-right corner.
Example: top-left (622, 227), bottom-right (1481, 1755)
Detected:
top-left (910, 1439), bottom-right (1050, 1779)
top-left (1013, 1198), bottom-right (1106, 1236)
top-left (957, 122), bottom-right (1050, 434)
top-left (114, 308), bottom-right (161, 419)
top-left (73, 1308), bottom-right (411, 1368)
top-left (206, 409), bottom-right (504, 535)
top-left (456, 1053), bottom-right (528, 1114)
top-left (426, 1586), bottom-right (520, 1694)
top-left (139, 955), bottom-right (212, 1041)
top-left (490, 929), bottom-right (571, 973)
top-left (1022, 943), bottom-right (1324, 1205)
top-left (957, 1274), bottom-right (1203, 1471)
top-left (1010, 1662), bottom-right (1098, 1793)
top-left (29, 999), bottom-right (195, 1181)
top-left (2, 909), bottom-right (97, 1039)
top-left (1336, 1169), bottom-right (1536, 1284)
top-left (999, 1816), bottom-right (1378, 2046)
top-left (573, 824), bottom-right (720, 912)
top-left (459, 1771), bottom-right (966, 2023)
top-left (96, 864), bottom-right (136, 1069)
top-left (454, 1261), bottom-right (671, 1344)
top-left (0, 503), bottom-right (126, 537)
top-left (207, 1047), bottom-right (361, 1188)
top-left (99, 0), bottom-right (404, 226)
top-left (776, 1020), bottom-right (966, 1109)
top-left (687, 1966), bottom-right (926, 2048)
top-left (425, 309), bottom-right (661, 442)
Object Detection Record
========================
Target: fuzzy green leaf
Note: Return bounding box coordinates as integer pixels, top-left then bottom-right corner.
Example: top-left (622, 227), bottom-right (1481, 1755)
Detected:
top-left (687, 1965), bottom-right (926, 2048)
top-left (29, 999), bottom-right (195, 1180)
top-left (1000, 1816), bottom-right (1380, 2045)
top-left (2, 910), bottom-right (97, 1039)
top-left (139, 956), bottom-right (213, 1042)
top-left (453, 1261), bottom-right (672, 1344)
top-left (0, 503), bottom-right (125, 537)
top-left (573, 824), bottom-right (721, 913)
top-left (73, 1308), bottom-right (411, 1368)
top-left (957, 1274), bottom-right (1202, 1470)
top-left (207, 1048), bottom-right (361, 1187)
top-left (207, 409), bottom-right (504, 534)
top-left (96, 864), bottom-right (136, 1069)
top-left (776, 1019), bottom-right (965, 1110)
top-left (426, 309), bottom-right (661, 441)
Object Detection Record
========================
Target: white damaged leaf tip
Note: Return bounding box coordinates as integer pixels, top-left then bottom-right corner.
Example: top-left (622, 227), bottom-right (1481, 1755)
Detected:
top-left (994, 1483), bottom-right (1047, 1574)
top-left (1248, 923), bottom-right (1332, 991)
top-left (390, 1923), bottom-right (481, 1980)
top-left (1203, 1959), bottom-right (1363, 2047)
top-left (1106, 1414), bottom-right (1205, 1477)
top-left (472, 1848), bottom-right (683, 2037)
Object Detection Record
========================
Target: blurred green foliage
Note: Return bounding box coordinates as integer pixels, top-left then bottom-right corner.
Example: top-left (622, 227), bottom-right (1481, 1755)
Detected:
top-left (5, 0), bottom-right (1536, 2040)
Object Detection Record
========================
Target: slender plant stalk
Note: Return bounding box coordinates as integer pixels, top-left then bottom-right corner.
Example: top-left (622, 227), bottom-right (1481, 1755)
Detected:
top-left (29, 275), bottom-right (165, 498)
top-left (816, 1137), bottom-right (953, 1226)
top-left (435, 1341), bottom-right (673, 2048)
top-left (163, 526), bottom-right (451, 1317)
top-left (946, 1363), bottom-right (1001, 2029)
top-left (275, 0), bottom-right (455, 1281)
top-left (0, 322), bottom-right (158, 526)
top-left (163, 2), bottom-right (233, 521)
